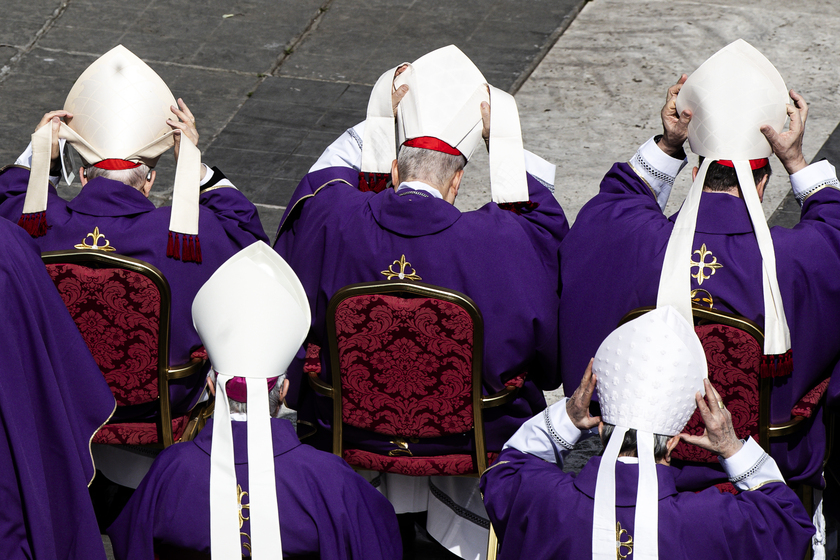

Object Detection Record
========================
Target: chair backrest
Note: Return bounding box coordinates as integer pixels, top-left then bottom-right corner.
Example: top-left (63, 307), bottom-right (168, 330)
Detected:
top-left (42, 249), bottom-right (176, 444)
top-left (326, 281), bottom-right (486, 462)
top-left (620, 306), bottom-right (768, 462)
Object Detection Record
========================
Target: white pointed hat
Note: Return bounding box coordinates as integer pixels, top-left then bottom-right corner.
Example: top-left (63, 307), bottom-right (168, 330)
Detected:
top-left (591, 306), bottom-right (707, 560)
top-left (659, 39), bottom-right (792, 369)
top-left (21, 45), bottom-right (202, 262)
top-left (192, 241), bottom-right (310, 560)
top-left (361, 45), bottom-right (529, 203)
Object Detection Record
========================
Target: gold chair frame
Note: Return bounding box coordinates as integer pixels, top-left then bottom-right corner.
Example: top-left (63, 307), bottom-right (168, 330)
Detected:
top-left (42, 249), bottom-right (206, 447)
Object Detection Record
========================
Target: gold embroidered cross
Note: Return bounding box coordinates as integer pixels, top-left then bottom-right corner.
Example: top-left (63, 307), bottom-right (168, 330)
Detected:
top-left (691, 288), bottom-right (714, 309)
top-left (74, 227), bottom-right (116, 251)
top-left (238, 484), bottom-right (252, 553)
top-left (690, 243), bottom-right (722, 286)
top-left (616, 522), bottom-right (634, 559)
top-left (381, 254), bottom-right (421, 281)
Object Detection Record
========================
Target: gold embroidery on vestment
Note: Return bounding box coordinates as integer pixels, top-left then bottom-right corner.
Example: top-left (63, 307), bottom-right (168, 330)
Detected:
top-left (238, 484), bottom-right (251, 553)
top-left (690, 243), bottom-right (722, 286)
top-left (381, 254), bottom-right (421, 281)
top-left (74, 227), bottom-right (116, 251)
top-left (691, 288), bottom-right (715, 309)
top-left (616, 522), bottom-right (634, 559)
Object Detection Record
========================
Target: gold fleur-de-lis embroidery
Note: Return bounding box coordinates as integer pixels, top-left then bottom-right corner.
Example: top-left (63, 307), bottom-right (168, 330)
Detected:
top-left (616, 522), bottom-right (634, 559)
top-left (238, 484), bottom-right (251, 553)
top-left (381, 254), bottom-right (421, 281)
top-left (74, 227), bottom-right (116, 251)
top-left (691, 288), bottom-right (715, 309)
top-left (690, 243), bottom-right (722, 286)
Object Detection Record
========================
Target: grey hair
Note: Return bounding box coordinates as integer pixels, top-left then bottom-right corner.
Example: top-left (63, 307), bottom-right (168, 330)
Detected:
top-left (208, 369), bottom-right (286, 417)
top-left (84, 163), bottom-right (151, 191)
top-left (601, 423), bottom-right (671, 462)
top-left (397, 145), bottom-right (466, 190)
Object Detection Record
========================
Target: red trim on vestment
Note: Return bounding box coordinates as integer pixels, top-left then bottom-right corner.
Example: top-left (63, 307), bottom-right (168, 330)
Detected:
top-left (93, 159), bottom-right (142, 170)
top-left (403, 137), bottom-right (462, 156)
top-left (716, 159), bottom-right (770, 170)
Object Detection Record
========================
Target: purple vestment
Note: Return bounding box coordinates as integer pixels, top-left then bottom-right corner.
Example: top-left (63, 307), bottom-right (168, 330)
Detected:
top-left (0, 216), bottom-right (115, 559)
top-left (0, 165), bottom-right (268, 419)
top-left (107, 418), bottom-right (401, 560)
top-left (273, 165), bottom-right (568, 453)
top-left (558, 161), bottom-right (840, 486)
top-left (481, 447), bottom-right (814, 560)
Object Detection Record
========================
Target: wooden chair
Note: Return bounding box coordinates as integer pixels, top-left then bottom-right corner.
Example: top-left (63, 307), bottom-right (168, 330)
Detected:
top-left (307, 281), bottom-right (518, 560)
top-left (42, 249), bottom-right (209, 447)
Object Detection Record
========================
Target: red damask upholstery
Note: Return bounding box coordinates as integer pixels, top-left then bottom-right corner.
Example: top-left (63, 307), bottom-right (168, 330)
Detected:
top-left (93, 415), bottom-right (189, 445)
top-left (792, 378), bottom-right (830, 418)
top-left (343, 449), bottom-right (499, 476)
top-left (334, 295), bottom-right (475, 438)
top-left (672, 324), bottom-right (762, 463)
top-left (46, 263), bottom-right (161, 406)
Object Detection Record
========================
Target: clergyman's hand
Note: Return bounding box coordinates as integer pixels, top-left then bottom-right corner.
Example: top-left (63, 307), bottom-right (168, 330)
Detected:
top-left (392, 64), bottom-right (409, 116)
top-left (167, 98), bottom-right (199, 163)
top-left (35, 110), bottom-right (73, 161)
top-left (658, 74), bottom-right (691, 157)
top-left (679, 379), bottom-right (742, 459)
top-left (566, 359), bottom-right (601, 431)
top-left (760, 89), bottom-right (809, 175)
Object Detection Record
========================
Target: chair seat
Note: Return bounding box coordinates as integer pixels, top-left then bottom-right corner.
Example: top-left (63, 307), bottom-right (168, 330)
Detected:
top-left (343, 448), bottom-right (498, 476)
top-left (93, 414), bottom-right (190, 445)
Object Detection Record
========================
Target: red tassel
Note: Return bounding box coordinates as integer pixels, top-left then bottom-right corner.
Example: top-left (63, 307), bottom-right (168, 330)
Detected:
top-left (193, 236), bottom-right (202, 264)
top-left (760, 349), bottom-right (793, 378)
top-left (172, 232), bottom-right (180, 261)
top-left (358, 172), bottom-right (391, 193)
top-left (499, 201), bottom-right (540, 215)
top-left (180, 235), bottom-right (190, 263)
top-left (166, 231), bottom-right (175, 258)
top-left (17, 211), bottom-right (48, 238)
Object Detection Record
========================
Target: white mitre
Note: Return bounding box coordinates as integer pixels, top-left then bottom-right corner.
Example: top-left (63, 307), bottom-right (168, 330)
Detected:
top-left (591, 305), bottom-right (706, 560)
top-left (659, 39), bottom-right (792, 364)
top-left (361, 45), bottom-right (529, 203)
top-left (21, 45), bottom-right (201, 262)
top-left (192, 241), bottom-right (310, 559)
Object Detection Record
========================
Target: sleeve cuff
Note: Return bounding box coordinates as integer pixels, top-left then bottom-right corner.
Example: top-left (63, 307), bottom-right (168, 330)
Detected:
top-left (628, 136), bottom-right (688, 211)
top-left (199, 165), bottom-right (236, 192)
top-left (502, 398), bottom-right (585, 464)
top-left (718, 438), bottom-right (785, 491)
top-left (15, 142), bottom-right (33, 168)
top-left (523, 150), bottom-right (556, 193)
top-left (309, 121), bottom-right (365, 173)
top-left (790, 160), bottom-right (840, 204)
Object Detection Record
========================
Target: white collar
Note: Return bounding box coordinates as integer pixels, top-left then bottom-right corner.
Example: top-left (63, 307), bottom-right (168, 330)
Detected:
top-left (396, 180), bottom-right (443, 199)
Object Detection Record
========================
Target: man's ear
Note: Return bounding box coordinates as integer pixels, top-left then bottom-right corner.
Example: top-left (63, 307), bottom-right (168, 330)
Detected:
top-left (390, 159), bottom-right (400, 188)
top-left (279, 378), bottom-right (290, 401)
top-left (80, 166), bottom-right (88, 186)
top-left (756, 172), bottom-right (769, 203)
top-left (664, 434), bottom-right (681, 463)
top-left (444, 169), bottom-right (464, 204)
top-left (692, 166), bottom-right (699, 182)
top-left (140, 170), bottom-right (156, 197)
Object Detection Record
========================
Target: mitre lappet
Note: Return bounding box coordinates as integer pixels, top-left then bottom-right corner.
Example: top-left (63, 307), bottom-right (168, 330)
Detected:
top-left (192, 241), bottom-right (310, 559)
top-left (592, 305), bottom-right (707, 560)
top-left (361, 44), bottom-right (530, 204)
top-left (21, 44), bottom-right (203, 262)
top-left (658, 39), bottom-right (792, 374)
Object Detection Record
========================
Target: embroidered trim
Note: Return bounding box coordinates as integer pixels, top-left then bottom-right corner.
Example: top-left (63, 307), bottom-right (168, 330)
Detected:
top-left (480, 460), bottom-right (509, 477)
top-left (796, 180), bottom-right (840, 205)
top-left (729, 452), bottom-right (769, 483)
top-left (396, 189), bottom-right (431, 198)
top-left (630, 151), bottom-right (677, 187)
top-left (368, 473), bottom-right (383, 489)
top-left (544, 408), bottom-right (575, 450)
top-left (746, 479), bottom-right (784, 492)
top-left (429, 479), bottom-right (490, 529)
top-left (533, 175), bottom-right (555, 193)
top-left (348, 127), bottom-right (364, 151)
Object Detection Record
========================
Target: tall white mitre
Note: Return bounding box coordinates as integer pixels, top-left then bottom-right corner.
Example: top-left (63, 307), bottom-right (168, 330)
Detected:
top-left (658, 39), bottom-right (792, 364)
top-left (21, 45), bottom-right (201, 262)
top-left (192, 241), bottom-right (310, 560)
top-left (361, 45), bottom-right (530, 203)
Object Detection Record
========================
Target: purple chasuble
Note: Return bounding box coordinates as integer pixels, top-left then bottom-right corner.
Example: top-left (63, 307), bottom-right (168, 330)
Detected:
top-left (107, 418), bottom-right (401, 560)
top-left (0, 165), bottom-right (268, 420)
top-left (0, 216), bottom-right (116, 560)
top-left (481, 448), bottom-right (814, 560)
top-left (273, 165), bottom-right (568, 454)
top-left (558, 162), bottom-right (840, 486)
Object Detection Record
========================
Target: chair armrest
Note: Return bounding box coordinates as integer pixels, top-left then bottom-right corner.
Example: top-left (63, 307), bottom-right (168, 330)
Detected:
top-left (168, 357), bottom-right (205, 380)
top-left (769, 416), bottom-right (807, 437)
top-left (481, 385), bottom-right (518, 409)
top-left (307, 371), bottom-right (335, 398)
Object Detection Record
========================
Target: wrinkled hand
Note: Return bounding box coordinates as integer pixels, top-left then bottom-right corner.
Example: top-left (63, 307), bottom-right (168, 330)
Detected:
top-left (679, 379), bottom-right (742, 459)
top-left (167, 98), bottom-right (199, 162)
top-left (480, 100), bottom-right (490, 149)
top-left (566, 359), bottom-right (601, 430)
top-left (392, 64), bottom-right (409, 116)
top-left (35, 110), bottom-right (73, 161)
top-left (658, 74), bottom-right (691, 157)
top-left (760, 90), bottom-right (809, 175)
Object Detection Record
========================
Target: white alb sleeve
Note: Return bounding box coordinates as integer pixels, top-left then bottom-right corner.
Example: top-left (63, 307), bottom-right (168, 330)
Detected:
top-left (789, 159), bottom-right (840, 205)
top-left (628, 136), bottom-right (688, 211)
top-left (718, 437), bottom-right (785, 491)
top-left (523, 150), bottom-right (556, 193)
top-left (503, 398), bottom-right (589, 465)
top-left (309, 122), bottom-right (365, 173)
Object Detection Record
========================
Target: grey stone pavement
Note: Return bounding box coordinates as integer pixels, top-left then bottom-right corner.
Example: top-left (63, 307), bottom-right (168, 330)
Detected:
top-left (3, 0), bottom-right (840, 558)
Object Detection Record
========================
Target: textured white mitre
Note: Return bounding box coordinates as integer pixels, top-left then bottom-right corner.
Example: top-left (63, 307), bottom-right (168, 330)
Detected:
top-left (63, 44), bottom-right (177, 164)
top-left (191, 241), bottom-right (310, 380)
top-left (593, 306), bottom-right (707, 436)
top-left (394, 45), bottom-right (488, 161)
top-left (675, 39), bottom-right (789, 160)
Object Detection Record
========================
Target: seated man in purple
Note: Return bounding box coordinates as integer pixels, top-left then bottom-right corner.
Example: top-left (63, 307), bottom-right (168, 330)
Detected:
top-left (482, 306), bottom-right (814, 560)
top-left (0, 215), bottom-right (116, 560)
top-left (0, 46), bottom-right (268, 422)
